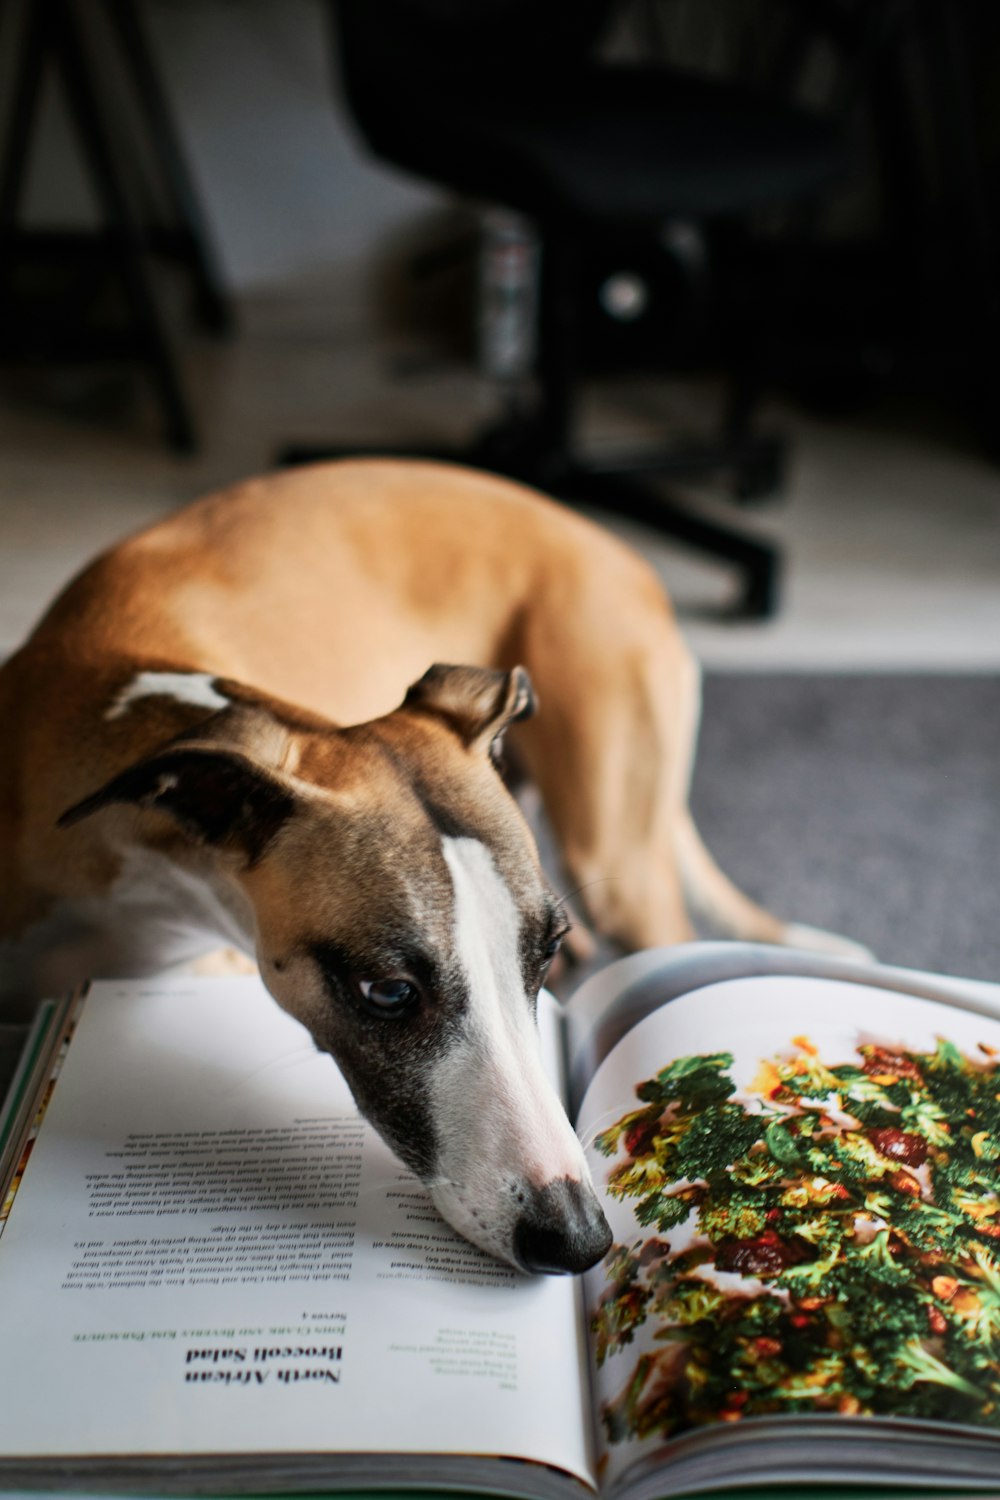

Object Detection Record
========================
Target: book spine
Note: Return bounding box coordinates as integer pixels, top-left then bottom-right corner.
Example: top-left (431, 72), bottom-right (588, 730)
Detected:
top-left (0, 989), bottom-right (84, 1232)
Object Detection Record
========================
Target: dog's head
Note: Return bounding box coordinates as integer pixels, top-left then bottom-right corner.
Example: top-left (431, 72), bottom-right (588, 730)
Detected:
top-left (60, 665), bottom-right (611, 1275)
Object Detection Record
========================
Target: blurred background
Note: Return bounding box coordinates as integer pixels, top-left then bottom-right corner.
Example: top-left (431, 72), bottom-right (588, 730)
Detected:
top-left (0, 0), bottom-right (998, 977)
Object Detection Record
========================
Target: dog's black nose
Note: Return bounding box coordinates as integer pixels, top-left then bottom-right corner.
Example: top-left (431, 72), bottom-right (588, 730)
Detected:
top-left (513, 1178), bottom-right (613, 1276)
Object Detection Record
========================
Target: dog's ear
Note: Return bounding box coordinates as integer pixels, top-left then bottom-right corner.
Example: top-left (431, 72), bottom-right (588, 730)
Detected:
top-left (57, 746), bottom-right (295, 864)
top-left (402, 664), bottom-right (535, 758)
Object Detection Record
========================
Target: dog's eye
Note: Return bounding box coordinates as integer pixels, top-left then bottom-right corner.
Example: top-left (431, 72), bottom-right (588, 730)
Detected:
top-left (358, 978), bottom-right (420, 1014)
top-left (540, 931), bottom-right (566, 970)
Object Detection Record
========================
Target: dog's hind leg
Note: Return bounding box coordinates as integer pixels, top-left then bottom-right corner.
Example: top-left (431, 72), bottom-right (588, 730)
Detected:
top-left (512, 540), bottom-right (851, 956)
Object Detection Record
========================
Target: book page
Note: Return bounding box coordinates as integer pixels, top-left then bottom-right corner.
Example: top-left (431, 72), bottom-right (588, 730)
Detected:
top-left (0, 976), bottom-right (594, 1487)
top-left (574, 974), bottom-right (1000, 1492)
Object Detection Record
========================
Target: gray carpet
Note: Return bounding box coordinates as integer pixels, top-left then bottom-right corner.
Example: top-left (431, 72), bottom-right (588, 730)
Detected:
top-left (691, 672), bottom-right (1000, 983)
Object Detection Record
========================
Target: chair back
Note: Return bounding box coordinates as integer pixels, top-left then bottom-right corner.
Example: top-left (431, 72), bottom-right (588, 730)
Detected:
top-left (331, 0), bottom-right (610, 152)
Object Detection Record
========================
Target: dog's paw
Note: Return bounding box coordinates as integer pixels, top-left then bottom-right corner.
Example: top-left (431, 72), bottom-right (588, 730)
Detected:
top-left (782, 923), bottom-right (875, 965)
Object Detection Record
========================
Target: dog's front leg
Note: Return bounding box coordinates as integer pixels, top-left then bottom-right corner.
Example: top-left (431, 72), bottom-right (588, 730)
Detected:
top-left (513, 622), bottom-right (701, 954)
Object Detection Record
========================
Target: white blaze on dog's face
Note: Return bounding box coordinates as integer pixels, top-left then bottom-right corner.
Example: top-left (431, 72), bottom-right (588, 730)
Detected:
top-left (427, 836), bottom-right (601, 1269)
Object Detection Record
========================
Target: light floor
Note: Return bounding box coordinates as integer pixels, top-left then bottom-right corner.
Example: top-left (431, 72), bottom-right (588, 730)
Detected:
top-left (1, 295), bottom-right (998, 670)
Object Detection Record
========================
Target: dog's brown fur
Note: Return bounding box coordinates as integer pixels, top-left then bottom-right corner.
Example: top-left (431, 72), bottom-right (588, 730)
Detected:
top-left (0, 457), bottom-right (834, 1006)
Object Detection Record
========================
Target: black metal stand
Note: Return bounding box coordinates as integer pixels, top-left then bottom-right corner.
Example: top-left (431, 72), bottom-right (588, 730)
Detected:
top-left (0, 0), bottom-right (232, 451)
top-left (104, 0), bottom-right (233, 338)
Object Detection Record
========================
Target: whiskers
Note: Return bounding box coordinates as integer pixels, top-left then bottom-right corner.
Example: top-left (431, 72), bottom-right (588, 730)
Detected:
top-left (550, 877), bottom-right (621, 969)
top-left (552, 877), bottom-right (613, 923)
top-left (233, 1042), bottom-right (323, 1091)
top-left (354, 1173), bottom-right (416, 1203)
top-left (576, 1105), bottom-right (629, 1155)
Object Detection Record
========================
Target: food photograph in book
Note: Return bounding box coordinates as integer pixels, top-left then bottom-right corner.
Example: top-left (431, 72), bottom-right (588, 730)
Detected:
top-left (577, 977), bottom-right (1000, 1470)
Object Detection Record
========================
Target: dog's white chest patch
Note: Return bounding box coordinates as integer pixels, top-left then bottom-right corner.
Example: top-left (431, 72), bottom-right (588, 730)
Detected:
top-left (105, 671), bottom-right (230, 721)
top-left (0, 848), bottom-right (253, 1004)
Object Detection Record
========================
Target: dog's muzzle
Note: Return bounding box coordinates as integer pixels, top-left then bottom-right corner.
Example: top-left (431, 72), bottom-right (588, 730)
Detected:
top-left (512, 1178), bottom-right (613, 1275)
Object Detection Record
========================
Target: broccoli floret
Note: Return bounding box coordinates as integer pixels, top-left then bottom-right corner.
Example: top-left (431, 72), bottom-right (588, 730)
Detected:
top-left (845, 1281), bottom-right (938, 1358)
top-left (894, 1337), bottom-right (986, 1402)
top-left (890, 1196), bottom-right (969, 1255)
top-left (764, 1119), bottom-right (808, 1168)
top-left (968, 1240), bottom-right (1000, 1294)
top-left (899, 1092), bottom-right (953, 1147)
top-left (784, 1211), bottom-right (845, 1248)
top-left (850, 1227), bottom-right (911, 1284)
top-left (635, 1189), bottom-right (696, 1232)
top-left (672, 1103), bottom-right (764, 1182)
top-left (943, 1279), bottom-right (1000, 1345)
top-left (606, 1153), bottom-right (669, 1204)
top-left (653, 1276), bottom-right (728, 1329)
top-left (726, 1292), bottom-right (788, 1335)
top-left (777, 1242), bottom-right (843, 1296)
top-left (698, 1188), bottom-right (769, 1243)
top-left (729, 1148), bottom-right (785, 1189)
top-left (923, 1039), bottom-right (976, 1118)
top-left (636, 1053), bottom-right (736, 1109)
top-left (827, 1131), bottom-right (897, 1183)
top-left (771, 1354), bottom-right (850, 1406)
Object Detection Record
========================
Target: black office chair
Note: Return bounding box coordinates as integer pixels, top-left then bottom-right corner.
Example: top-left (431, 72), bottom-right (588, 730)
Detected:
top-left (283, 0), bottom-right (852, 616)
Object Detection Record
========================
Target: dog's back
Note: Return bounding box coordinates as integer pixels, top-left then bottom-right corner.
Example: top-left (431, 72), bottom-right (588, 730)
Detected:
top-left (22, 458), bottom-right (663, 728)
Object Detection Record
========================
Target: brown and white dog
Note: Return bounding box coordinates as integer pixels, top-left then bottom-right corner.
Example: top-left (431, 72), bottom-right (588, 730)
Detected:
top-left (0, 459), bottom-right (857, 1274)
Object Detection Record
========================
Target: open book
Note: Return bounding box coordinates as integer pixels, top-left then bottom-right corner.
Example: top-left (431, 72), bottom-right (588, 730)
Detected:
top-left (2, 943), bottom-right (1000, 1498)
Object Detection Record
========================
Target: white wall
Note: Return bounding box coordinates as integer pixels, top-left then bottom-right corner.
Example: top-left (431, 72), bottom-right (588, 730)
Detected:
top-left (14, 0), bottom-right (445, 296)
